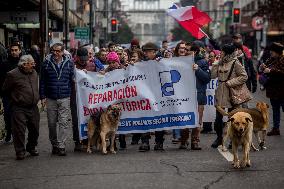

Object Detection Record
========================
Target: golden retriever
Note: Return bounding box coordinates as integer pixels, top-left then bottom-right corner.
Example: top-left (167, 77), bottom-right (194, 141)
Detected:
top-left (216, 102), bottom-right (269, 150)
top-left (222, 112), bottom-right (253, 168)
top-left (87, 104), bottom-right (122, 154)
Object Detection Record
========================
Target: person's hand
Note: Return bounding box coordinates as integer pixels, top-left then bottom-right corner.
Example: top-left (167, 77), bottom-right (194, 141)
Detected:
top-left (41, 98), bottom-right (47, 108)
top-left (260, 63), bottom-right (267, 70)
top-left (99, 70), bottom-right (106, 75)
top-left (263, 68), bottom-right (271, 73)
top-left (128, 61), bottom-right (135, 66)
top-left (193, 64), bottom-right (199, 70)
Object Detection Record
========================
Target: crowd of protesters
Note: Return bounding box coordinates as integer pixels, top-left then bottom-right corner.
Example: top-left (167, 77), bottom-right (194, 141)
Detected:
top-left (0, 34), bottom-right (283, 160)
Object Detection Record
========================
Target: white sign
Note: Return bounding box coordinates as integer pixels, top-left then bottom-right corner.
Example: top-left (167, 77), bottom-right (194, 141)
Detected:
top-left (203, 78), bottom-right (218, 122)
top-left (75, 57), bottom-right (198, 139)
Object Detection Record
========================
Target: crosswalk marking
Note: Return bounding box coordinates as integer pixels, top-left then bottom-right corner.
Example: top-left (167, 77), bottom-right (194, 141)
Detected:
top-left (217, 146), bottom-right (234, 162)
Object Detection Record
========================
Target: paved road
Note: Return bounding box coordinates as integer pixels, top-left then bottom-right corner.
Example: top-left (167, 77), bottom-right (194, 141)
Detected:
top-left (0, 90), bottom-right (283, 189)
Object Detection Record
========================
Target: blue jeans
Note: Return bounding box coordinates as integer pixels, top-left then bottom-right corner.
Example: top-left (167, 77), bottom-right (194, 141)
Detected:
top-left (173, 129), bottom-right (181, 139)
top-left (270, 99), bottom-right (284, 129)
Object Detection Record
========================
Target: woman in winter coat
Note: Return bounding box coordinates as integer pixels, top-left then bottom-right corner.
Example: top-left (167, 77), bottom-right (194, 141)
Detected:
top-left (210, 44), bottom-right (248, 148)
top-left (260, 42), bottom-right (284, 136)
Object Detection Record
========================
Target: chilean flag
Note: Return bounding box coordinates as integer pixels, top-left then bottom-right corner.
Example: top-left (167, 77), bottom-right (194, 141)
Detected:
top-left (167, 4), bottom-right (212, 39)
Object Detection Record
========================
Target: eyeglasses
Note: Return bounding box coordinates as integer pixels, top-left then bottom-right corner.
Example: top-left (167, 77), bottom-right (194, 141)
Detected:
top-left (53, 49), bottom-right (62, 53)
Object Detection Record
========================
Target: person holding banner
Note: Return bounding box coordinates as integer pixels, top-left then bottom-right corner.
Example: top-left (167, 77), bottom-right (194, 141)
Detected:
top-left (71, 47), bottom-right (102, 152)
top-left (210, 44), bottom-right (248, 148)
top-left (177, 41), bottom-right (211, 150)
top-left (138, 42), bottom-right (166, 152)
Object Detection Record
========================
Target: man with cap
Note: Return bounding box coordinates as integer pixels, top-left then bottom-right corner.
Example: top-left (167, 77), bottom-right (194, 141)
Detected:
top-left (2, 55), bottom-right (40, 160)
top-left (260, 42), bottom-right (284, 136)
top-left (138, 42), bottom-right (165, 152)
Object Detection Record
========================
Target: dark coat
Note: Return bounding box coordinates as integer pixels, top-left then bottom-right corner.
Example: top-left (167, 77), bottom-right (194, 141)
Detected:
top-left (39, 54), bottom-right (74, 100)
top-left (194, 55), bottom-right (211, 93)
top-left (2, 67), bottom-right (39, 107)
top-left (0, 56), bottom-right (20, 97)
top-left (265, 56), bottom-right (284, 99)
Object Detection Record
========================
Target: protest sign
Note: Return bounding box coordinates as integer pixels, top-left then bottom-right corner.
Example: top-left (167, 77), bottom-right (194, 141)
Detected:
top-left (75, 56), bottom-right (198, 139)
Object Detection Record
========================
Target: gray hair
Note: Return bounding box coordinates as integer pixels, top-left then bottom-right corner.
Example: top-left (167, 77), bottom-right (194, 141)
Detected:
top-left (18, 55), bottom-right (34, 66)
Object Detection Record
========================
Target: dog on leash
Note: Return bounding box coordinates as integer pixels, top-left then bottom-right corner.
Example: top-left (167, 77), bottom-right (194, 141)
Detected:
top-left (222, 112), bottom-right (253, 168)
top-left (216, 102), bottom-right (269, 151)
top-left (87, 104), bottom-right (122, 154)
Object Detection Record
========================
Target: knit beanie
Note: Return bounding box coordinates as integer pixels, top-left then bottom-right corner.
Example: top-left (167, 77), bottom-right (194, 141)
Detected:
top-left (106, 52), bottom-right (120, 64)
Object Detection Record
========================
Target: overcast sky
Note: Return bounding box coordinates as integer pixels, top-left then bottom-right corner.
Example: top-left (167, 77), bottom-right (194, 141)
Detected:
top-left (121, 0), bottom-right (176, 10)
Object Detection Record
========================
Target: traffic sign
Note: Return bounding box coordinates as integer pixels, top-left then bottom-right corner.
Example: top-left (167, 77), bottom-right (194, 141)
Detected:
top-left (74, 27), bottom-right (90, 40)
top-left (252, 17), bottom-right (264, 30)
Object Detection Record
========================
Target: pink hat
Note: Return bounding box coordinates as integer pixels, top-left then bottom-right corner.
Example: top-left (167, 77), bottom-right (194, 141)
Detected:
top-left (212, 50), bottom-right (221, 56)
top-left (106, 52), bottom-right (120, 64)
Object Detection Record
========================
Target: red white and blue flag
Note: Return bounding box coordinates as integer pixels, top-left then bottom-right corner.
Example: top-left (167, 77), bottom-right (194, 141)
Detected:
top-left (167, 4), bottom-right (212, 39)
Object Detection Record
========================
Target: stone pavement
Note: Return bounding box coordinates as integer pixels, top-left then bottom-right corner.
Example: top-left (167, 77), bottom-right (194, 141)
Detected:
top-left (0, 90), bottom-right (283, 189)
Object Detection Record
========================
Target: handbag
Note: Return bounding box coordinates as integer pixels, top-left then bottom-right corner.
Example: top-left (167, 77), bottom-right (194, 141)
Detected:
top-left (226, 61), bottom-right (253, 106)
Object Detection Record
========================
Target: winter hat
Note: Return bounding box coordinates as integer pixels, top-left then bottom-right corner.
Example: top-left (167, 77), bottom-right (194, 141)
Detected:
top-left (270, 42), bottom-right (284, 55)
top-left (77, 48), bottom-right (89, 61)
top-left (142, 42), bottom-right (158, 51)
top-left (221, 44), bottom-right (236, 55)
top-left (212, 50), bottom-right (221, 56)
top-left (106, 52), bottom-right (120, 64)
top-left (131, 39), bottom-right (140, 47)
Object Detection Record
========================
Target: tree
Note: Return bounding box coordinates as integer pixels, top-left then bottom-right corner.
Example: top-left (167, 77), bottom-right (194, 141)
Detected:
top-left (109, 20), bottom-right (134, 44)
top-left (256, 0), bottom-right (284, 29)
top-left (171, 24), bottom-right (195, 42)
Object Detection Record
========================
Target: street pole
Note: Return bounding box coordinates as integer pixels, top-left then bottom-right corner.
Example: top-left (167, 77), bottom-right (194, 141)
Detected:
top-left (89, 0), bottom-right (93, 45)
top-left (40, 0), bottom-right (48, 61)
top-left (63, 0), bottom-right (69, 50)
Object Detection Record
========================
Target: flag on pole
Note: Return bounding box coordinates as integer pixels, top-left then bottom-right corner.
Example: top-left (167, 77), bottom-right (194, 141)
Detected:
top-left (167, 5), bottom-right (212, 39)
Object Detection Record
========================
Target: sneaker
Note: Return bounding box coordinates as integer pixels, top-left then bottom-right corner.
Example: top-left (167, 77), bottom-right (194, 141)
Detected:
top-left (58, 148), bottom-right (66, 156)
top-left (16, 152), bottom-right (25, 160)
top-left (267, 128), bottom-right (280, 136)
top-left (26, 148), bottom-right (39, 156)
top-left (52, 146), bottom-right (59, 155)
top-left (139, 143), bottom-right (150, 152)
top-left (154, 143), bottom-right (164, 151)
top-left (211, 138), bottom-right (222, 148)
top-left (171, 138), bottom-right (180, 144)
top-left (4, 136), bottom-right (13, 144)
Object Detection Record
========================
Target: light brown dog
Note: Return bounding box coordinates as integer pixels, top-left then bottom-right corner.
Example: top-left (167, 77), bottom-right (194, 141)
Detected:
top-left (216, 102), bottom-right (269, 150)
top-left (87, 104), bottom-right (122, 154)
top-left (222, 112), bottom-right (253, 168)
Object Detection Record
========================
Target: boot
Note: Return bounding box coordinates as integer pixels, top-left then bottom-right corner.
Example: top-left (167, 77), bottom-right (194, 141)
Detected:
top-left (267, 128), bottom-right (280, 136)
top-left (191, 143), bottom-right (202, 150)
top-left (154, 142), bottom-right (164, 151)
top-left (211, 138), bottom-right (222, 148)
top-left (139, 143), bottom-right (150, 152)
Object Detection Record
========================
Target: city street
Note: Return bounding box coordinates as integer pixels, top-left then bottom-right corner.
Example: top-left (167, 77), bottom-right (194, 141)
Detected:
top-left (0, 90), bottom-right (283, 189)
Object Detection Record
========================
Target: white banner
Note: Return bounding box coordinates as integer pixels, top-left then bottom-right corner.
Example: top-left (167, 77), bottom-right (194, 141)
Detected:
top-left (75, 56), bottom-right (198, 139)
top-left (203, 78), bottom-right (218, 122)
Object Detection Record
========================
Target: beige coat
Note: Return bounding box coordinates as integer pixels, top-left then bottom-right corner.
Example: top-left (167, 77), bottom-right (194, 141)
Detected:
top-left (211, 57), bottom-right (248, 108)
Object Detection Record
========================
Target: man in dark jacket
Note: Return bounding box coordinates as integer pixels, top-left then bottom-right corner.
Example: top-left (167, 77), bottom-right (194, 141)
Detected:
top-left (0, 43), bottom-right (22, 143)
top-left (40, 43), bottom-right (74, 156)
top-left (2, 55), bottom-right (40, 160)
